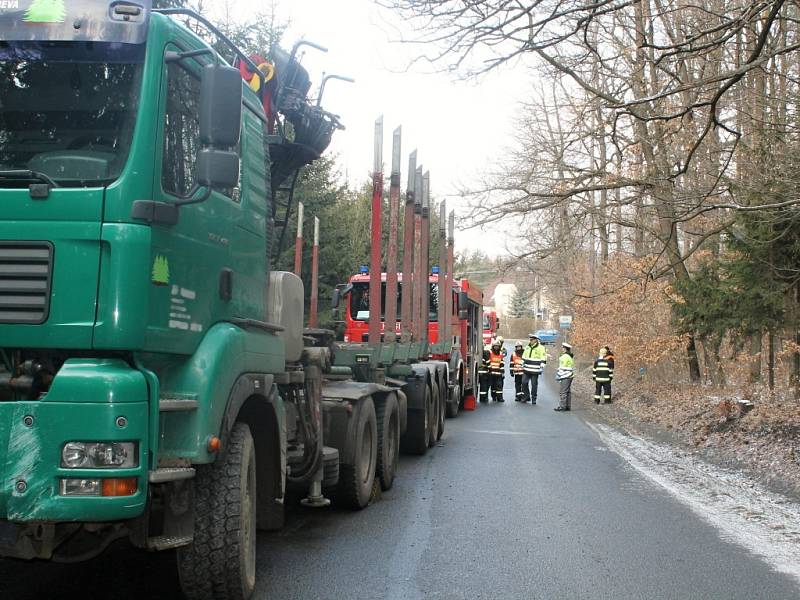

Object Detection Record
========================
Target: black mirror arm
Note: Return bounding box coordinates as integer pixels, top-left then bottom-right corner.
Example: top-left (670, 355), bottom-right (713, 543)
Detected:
top-left (174, 184), bottom-right (212, 207)
top-left (165, 48), bottom-right (220, 66)
top-left (156, 7), bottom-right (264, 94)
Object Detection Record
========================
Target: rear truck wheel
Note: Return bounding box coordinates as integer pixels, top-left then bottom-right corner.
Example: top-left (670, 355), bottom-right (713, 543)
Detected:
top-left (428, 381), bottom-right (440, 447)
top-left (401, 385), bottom-right (430, 456)
top-left (322, 446), bottom-right (340, 489)
top-left (337, 397), bottom-right (378, 509)
top-left (376, 394), bottom-right (399, 491)
top-left (177, 422), bottom-right (257, 600)
top-left (436, 379), bottom-right (446, 440)
top-left (446, 380), bottom-right (460, 418)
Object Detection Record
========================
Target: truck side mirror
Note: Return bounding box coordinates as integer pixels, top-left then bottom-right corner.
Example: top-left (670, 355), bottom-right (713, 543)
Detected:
top-left (199, 63), bottom-right (242, 147)
top-left (197, 148), bottom-right (239, 189)
top-left (331, 283), bottom-right (352, 309)
top-left (197, 63), bottom-right (242, 189)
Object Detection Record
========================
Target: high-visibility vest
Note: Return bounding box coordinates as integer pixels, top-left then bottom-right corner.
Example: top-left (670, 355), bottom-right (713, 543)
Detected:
top-left (522, 343), bottom-right (547, 374)
top-left (556, 353), bottom-right (574, 380)
top-left (510, 353), bottom-right (524, 375)
top-left (488, 351), bottom-right (504, 374)
top-left (592, 357), bottom-right (614, 382)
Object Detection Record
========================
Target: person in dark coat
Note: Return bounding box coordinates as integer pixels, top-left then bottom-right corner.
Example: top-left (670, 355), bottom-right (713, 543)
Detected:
top-left (592, 346), bottom-right (615, 404)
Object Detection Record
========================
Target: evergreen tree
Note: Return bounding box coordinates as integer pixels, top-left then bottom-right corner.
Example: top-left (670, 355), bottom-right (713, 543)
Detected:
top-left (507, 286), bottom-right (533, 318)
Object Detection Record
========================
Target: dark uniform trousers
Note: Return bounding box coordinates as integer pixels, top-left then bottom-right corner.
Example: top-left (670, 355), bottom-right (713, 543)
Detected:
top-left (592, 357), bottom-right (615, 403)
top-left (488, 352), bottom-right (504, 401)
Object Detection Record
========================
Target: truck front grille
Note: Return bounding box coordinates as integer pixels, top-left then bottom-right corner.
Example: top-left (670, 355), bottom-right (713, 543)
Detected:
top-left (0, 242), bottom-right (53, 324)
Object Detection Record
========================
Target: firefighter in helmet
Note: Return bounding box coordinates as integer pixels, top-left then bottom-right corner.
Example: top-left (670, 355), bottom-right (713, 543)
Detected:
top-left (509, 341), bottom-right (525, 401)
top-left (592, 346), bottom-right (615, 404)
top-left (488, 340), bottom-right (505, 402)
top-left (496, 335), bottom-right (508, 358)
top-left (478, 344), bottom-right (491, 402)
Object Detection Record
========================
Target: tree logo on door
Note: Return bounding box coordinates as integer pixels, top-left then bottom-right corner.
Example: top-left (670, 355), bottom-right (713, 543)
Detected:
top-left (24, 0), bottom-right (66, 23)
top-left (152, 255), bottom-right (170, 286)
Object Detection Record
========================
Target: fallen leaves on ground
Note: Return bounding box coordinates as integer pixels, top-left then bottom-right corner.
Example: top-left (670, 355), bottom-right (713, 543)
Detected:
top-left (576, 376), bottom-right (800, 498)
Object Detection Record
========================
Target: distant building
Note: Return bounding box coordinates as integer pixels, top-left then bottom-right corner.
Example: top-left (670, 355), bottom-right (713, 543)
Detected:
top-left (492, 283), bottom-right (516, 318)
top-left (485, 276), bottom-right (556, 328)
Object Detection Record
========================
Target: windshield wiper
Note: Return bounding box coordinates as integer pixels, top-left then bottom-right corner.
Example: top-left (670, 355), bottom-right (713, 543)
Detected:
top-left (0, 169), bottom-right (60, 188)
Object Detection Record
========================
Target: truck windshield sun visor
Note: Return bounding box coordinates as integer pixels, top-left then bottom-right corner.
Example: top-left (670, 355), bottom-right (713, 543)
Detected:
top-left (0, 41), bottom-right (144, 187)
top-left (0, 0), bottom-right (151, 44)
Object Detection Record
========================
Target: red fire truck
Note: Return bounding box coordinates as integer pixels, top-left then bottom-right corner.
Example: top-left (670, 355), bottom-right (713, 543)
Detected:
top-left (340, 270), bottom-right (484, 411)
top-left (483, 309), bottom-right (499, 345)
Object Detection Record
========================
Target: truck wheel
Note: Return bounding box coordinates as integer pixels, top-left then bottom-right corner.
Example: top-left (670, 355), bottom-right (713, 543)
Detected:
top-left (337, 397), bottom-right (377, 509)
top-left (401, 389), bottom-right (430, 456)
top-left (376, 394), bottom-right (399, 491)
top-left (446, 381), bottom-right (460, 418)
top-left (436, 380), bottom-right (446, 440)
top-left (428, 381), bottom-right (440, 447)
top-left (322, 446), bottom-right (340, 489)
top-left (178, 422), bottom-right (257, 600)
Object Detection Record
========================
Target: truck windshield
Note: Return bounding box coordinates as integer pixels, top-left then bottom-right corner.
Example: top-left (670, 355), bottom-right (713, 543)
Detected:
top-left (349, 282), bottom-right (438, 321)
top-left (0, 41), bottom-right (144, 187)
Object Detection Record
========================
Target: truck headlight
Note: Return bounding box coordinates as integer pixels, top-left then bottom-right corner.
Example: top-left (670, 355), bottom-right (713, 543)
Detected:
top-left (59, 478), bottom-right (138, 497)
top-left (61, 442), bottom-right (138, 469)
top-left (59, 478), bottom-right (101, 496)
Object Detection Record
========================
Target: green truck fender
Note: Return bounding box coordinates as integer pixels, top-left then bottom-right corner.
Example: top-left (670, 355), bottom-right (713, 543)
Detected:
top-left (139, 322), bottom-right (285, 465)
top-left (221, 376), bottom-right (286, 525)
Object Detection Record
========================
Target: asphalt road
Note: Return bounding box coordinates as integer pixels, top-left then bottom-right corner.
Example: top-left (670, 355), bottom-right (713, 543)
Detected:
top-left (2, 366), bottom-right (799, 599)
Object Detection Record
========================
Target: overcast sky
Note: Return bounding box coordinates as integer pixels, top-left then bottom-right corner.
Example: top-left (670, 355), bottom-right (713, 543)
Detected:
top-left (241, 0), bottom-right (527, 256)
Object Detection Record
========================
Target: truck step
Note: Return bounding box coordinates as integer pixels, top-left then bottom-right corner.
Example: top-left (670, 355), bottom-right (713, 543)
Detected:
top-left (146, 534), bottom-right (193, 551)
top-left (159, 398), bottom-right (198, 412)
top-left (149, 467), bottom-right (196, 483)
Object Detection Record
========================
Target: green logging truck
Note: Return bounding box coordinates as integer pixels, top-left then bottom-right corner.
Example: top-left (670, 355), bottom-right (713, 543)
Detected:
top-left (0, 2), bottom-right (464, 598)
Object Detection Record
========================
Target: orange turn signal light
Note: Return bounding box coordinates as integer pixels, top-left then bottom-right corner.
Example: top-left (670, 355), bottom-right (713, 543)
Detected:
top-left (101, 478), bottom-right (138, 497)
top-left (207, 436), bottom-right (221, 453)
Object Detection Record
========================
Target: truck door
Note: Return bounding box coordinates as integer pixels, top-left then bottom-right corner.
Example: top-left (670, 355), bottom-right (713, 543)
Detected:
top-left (144, 41), bottom-right (240, 353)
top-left (227, 108), bottom-right (269, 322)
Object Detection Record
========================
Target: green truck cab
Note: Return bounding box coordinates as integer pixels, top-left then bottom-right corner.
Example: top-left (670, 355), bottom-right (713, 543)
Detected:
top-left (0, 3), bottom-right (374, 598)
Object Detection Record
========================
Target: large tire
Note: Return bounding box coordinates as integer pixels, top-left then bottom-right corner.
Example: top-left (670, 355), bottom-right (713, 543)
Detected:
top-left (337, 397), bottom-right (378, 510)
top-left (178, 423), bottom-right (257, 600)
top-left (322, 446), bottom-right (340, 489)
top-left (401, 388), bottom-right (430, 456)
top-left (376, 394), bottom-right (399, 491)
top-left (446, 379), bottom-right (460, 418)
top-left (428, 381), bottom-right (440, 447)
top-left (436, 379), bottom-right (446, 440)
